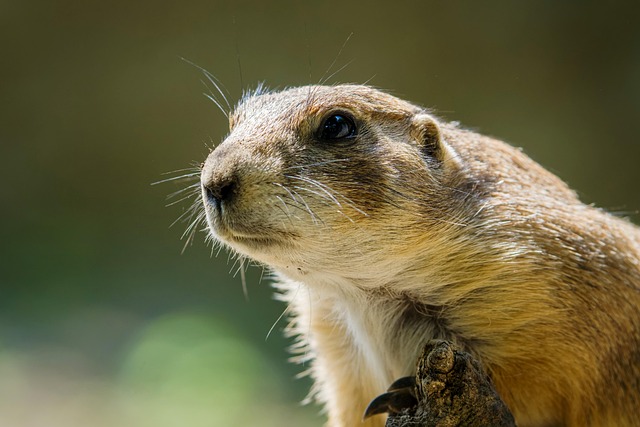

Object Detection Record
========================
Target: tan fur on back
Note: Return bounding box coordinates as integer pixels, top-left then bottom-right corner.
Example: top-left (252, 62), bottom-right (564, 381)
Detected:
top-left (200, 85), bottom-right (640, 427)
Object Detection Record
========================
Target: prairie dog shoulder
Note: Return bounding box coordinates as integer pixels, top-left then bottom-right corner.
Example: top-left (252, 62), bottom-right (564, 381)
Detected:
top-left (199, 84), bottom-right (640, 427)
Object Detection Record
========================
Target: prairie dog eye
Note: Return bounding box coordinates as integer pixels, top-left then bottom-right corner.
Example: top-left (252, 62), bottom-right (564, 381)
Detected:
top-left (319, 113), bottom-right (357, 141)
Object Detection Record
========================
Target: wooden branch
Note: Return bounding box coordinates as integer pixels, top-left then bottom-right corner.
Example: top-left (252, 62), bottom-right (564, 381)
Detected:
top-left (368, 340), bottom-right (517, 427)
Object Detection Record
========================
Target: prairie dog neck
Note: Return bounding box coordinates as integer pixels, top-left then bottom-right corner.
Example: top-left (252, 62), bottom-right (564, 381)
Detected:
top-left (276, 272), bottom-right (440, 425)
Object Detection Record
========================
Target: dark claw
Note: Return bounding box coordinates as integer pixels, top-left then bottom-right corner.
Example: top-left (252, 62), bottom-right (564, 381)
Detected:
top-left (386, 376), bottom-right (416, 392)
top-left (363, 387), bottom-right (418, 420)
top-left (364, 392), bottom-right (396, 419)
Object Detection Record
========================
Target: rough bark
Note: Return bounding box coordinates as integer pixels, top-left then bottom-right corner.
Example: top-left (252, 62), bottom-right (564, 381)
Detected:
top-left (381, 341), bottom-right (517, 427)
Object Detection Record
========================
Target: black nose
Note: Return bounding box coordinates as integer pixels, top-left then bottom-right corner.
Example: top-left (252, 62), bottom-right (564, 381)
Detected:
top-left (203, 175), bottom-right (237, 207)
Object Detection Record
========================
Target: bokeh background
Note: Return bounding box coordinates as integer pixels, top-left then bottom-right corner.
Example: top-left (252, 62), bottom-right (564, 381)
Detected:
top-left (2, 1), bottom-right (639, 426)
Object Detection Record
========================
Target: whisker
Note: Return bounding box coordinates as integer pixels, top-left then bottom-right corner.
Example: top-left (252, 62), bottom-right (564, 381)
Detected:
top-left (202, 90), bottom-right (229, 119)
top-left (274, 195), bottom-right (301, 226)
top-left (180, 57), bottom-right (232, 111)
top-left (362, 74), bottom-right (377, 86)
top-left (214, 241), bottom-right (224, 257)
top-left (319, 32), bottom-right (354, 86)
top-left (275, 195), bottom-right (292, 216)
top-left (159, 167), bottom-right (201, 176)
top-left (165, 192), bottom-right (200, 208)
top-left (201, 70), bottom-right (232, 111)
top-left (240, 260), bottom-right (249, 300)
top-left (289, 178), bottom-right (342, 207)
top-left (180, 208), bottom-right (205, 239)
top-left (151, 173), bottom-right (200, 186)
top-left (258, 265), bottom-right (266, 285)
top-left (290, 188), bottom-right (322, 226)
top-left (285, 174), bottom-right (368, 217)
top-left (180, 211), bottom-right (207, 253)
top-left (232, 15), bottom-right (244, 94)
top-left (273, 203), bottom-right (291, 228)
top-left (291, 185), bottom-right (356, 223)
top-left (279, 199), bottom-right (309, 220)
top-left (321, 58), bottom-right (354, 86)
top-left (282, 158), bottom-right (351, 170)
top-left (266, 282), bottom-right (304, 342)
top-left (272, 182), bottom-right (310, 218)
top-left (166, 183), bottom-right (201, 200)
top-left (170, 199), bottom-right (202, 228)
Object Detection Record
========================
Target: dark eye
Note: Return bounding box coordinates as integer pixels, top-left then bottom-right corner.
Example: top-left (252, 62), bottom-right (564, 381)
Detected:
top-left (319, 113), bottom-right (357, 141)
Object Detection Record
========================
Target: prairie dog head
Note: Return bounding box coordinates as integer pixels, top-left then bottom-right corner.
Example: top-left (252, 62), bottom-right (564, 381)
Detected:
top-left (200, 85), bottom-right (466, 281)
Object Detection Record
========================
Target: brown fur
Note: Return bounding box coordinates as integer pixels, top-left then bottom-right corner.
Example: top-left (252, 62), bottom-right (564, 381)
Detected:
top-left (199, 85), bottom-right (640, 426)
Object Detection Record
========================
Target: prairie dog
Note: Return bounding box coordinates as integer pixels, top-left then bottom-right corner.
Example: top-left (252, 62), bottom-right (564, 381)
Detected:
top-left (199, 85), bottom-right (640, 426)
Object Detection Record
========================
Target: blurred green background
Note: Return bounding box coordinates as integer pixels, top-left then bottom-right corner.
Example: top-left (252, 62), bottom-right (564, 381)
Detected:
top-left (1, 1), bottom-right (639, 426)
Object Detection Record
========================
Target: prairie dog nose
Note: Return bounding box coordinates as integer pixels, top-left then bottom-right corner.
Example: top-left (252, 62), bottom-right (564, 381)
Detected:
top-left (201, 140), bottom-right (243, 208)
top-left (202, 176), bottom-right (238, 204)
top-left (200, 154), bottom-right (238, 211)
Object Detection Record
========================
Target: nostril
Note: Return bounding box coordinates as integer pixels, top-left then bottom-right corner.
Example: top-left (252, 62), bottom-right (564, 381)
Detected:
top-left (203, 176), bottom-right (237, 206)
top-left (203, 185), bottom-right (218, 205)
top-left (218, 179), bottom-right (236, 201)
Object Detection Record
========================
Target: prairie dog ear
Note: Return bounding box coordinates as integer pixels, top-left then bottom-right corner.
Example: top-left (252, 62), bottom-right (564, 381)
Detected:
top-left (410, 112), bottom-right (459, 167)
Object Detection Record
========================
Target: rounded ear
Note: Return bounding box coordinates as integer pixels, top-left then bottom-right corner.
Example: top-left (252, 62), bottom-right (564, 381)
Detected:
top-left (410, 113), bottom-right (460, 168)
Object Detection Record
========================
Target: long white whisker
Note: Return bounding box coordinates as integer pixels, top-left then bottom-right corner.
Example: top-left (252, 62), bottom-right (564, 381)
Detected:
top-left (321, 58), bottom-right (354, 86)
top-left (273, 182), bottom-right (313, 219)
top-left (291, 185), bottom-right (356, 223)
top-left (180, 211), bottom-right (207, 253)
top-left (170, 200), bottom-right (202, 228)
top-left (166, 183), bottom-right (201, 200)
top-left (159, 167), bottom-right (201, 176)
top-left (180, 57), bottom-right (232, 111)
top-left (285, 174), bottom-right (368, 217)
top-left (151, 173), bottom-right (200, 186)
top-left (203, 88), bottom-right (230, 119)
top-left (200, 68), bottom-right (232, 111)
top-left (166, 193), bottom-right (200, 208)
top-left (266, 282), bottom-right (304, 342)
top-left (239, 257), bottom-right (249, 301)
top-left (290, 189), bottom-right (322, 226)
top-left (288, 176), bottom-right (342, 207)
top-left (179, 209), bottom-right (205, 239)
top-left (319, 32), bottom-right (354, 85)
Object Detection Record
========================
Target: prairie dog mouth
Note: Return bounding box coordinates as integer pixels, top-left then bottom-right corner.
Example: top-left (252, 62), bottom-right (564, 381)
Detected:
top-left (203, 200), bottom-right (297, 251)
